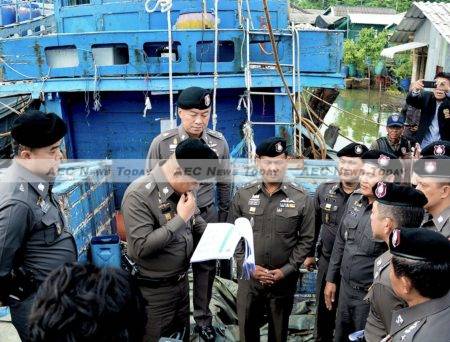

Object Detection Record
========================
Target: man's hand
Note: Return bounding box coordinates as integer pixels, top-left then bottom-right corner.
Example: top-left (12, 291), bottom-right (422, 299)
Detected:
top-left (269, 269), bottom-right (285, 283)
top-left (177, 191), bottom-right (196, 222)
top-left (251, 265), bottom-right (274, 285)
top-left (411, 79), bottom-right (424, 92)
top-left (324, 282), bottom-right (337, 310)
top-left (303, 257), bottom-right (316, 271)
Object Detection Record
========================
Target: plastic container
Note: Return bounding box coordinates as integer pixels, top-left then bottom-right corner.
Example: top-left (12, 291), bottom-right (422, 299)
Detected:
top-left (341, 65), bottom-right (349, 77)
top-left (400, 78), bottom-right (411, 91)
top-left (91, 234), bottom-right (121, 268)
top-left (348, 63), bottom-right (356, 77)
top-left (0, 5), bottom-right (16, 25)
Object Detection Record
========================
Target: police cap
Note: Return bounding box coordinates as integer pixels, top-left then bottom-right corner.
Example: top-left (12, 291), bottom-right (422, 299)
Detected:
top-left (177, 87), bottom-right (212, 110)
top-left (421, 140), bottom-right (450, 157)
top-left (413, 155), bottom-right (450, 178)
top-left (11, 110), bottom-right (67, 148)
top-left (386, 114), bottom-right (405, 127)
top-left (256, 137), bottom-right (287, 157)
top-left (389, 228), bottom-right (450, 263)
top-left (175, 138), bottom-right (218, 180)
top-left (372, 182), bottom-right (427, 207)
top-left (362, 150), bottom-right (400, 171)
top-left (337, 142), bottom-right (368, 158)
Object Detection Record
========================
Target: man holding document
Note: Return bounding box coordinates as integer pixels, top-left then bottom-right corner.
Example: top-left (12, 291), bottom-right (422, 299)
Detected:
top-left (227, 137), bottom-right (315, 342)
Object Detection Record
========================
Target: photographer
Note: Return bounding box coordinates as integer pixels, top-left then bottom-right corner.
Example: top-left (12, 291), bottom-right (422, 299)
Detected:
top-left (407, 72), bottom-right (450, 147)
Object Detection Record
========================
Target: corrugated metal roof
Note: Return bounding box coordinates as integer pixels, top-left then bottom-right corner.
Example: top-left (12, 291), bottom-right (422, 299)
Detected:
top-left (391, 2), bottom-right (450, 44)
top-left (348, 13), bottom-right (405, 26)
top-left (326, 6), bottom-right (396, 16)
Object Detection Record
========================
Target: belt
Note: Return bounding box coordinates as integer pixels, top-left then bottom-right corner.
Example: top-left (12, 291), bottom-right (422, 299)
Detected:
top-left (199, 203), bottom-right (214, 214)
top-left (136, 273), bottom-right (186, 288)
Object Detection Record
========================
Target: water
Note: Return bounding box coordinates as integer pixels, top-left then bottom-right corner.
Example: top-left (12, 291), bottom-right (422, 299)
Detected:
top-left (321, 89), bottom-right (406, 150)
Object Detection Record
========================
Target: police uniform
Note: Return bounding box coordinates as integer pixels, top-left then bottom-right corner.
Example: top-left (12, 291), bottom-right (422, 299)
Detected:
top-left (364, 183), bottom-right (428, 342)
top-left (122, 139), bottom-right (218, 342)
top-left (145, 88), bottom-right (231, 335)
top-left (228, 138), bottom-right (315, 342)
top-left (326, 151), bottom-right (398, 342)
top-left (384, 229), bottom-right (450, 342)
top-left (370, 115), bottom-right (415, 158)
top-left (313, 142), bottom-right (367, 342)
top-left (414, 150), bottom-right (450, 238)
top-left (0, 111), bottom-right (77, 341)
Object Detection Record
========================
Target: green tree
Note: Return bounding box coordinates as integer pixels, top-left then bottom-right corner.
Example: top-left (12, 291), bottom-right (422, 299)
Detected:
top-left (356, 28), bottom-right (389, 74)
top-left (291, 0), bottom-right (448, 12)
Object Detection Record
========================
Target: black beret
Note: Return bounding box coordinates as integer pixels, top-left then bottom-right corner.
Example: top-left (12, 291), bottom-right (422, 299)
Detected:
top-left (362, 150), bottom-right (400, 171)
top-left (337, 143), bottom-right (368, 158)
top-left (389, 228), bottom-right (450, 262)
top-left (256, 137), bottom-right (287, 157)
top-left (177, 87), bottom-right (212, 110)
top-left (11, 110), bottom-right (67, 148)
top-left (413, 155), bottom-right (450, 178)
top-left (372, 182), bottom-right (427, 207)
top-left (421, 140), bottom-right (450, 157)
top-left (175, 138), bottom-right (218, 181)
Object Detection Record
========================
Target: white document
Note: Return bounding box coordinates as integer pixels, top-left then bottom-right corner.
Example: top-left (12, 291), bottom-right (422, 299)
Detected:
top-left (191, 217), bottom-right (255, 268)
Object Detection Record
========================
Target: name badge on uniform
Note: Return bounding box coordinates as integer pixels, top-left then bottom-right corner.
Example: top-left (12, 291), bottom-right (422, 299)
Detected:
top-left (248, 198), bottom-right (260, 206)
top-left (279, 198), bottom-right (296, 209)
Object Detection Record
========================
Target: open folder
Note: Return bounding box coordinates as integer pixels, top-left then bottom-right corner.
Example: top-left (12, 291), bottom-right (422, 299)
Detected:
top-left (191, 217), bottom-right (256, 279)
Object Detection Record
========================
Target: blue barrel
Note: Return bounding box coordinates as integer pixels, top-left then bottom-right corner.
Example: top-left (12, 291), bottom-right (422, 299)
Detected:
top-left (91, 234), bottom-right (121, 269)
top-left (400, 78), bottom-right (411, 91)
top-left (348, 63), bottom-right (356, 77)
top-left (0, 5), bottom-right (16, 25)
top-left (18, 6), bottom-right (31, 21)
top-left (31, 8), bottom-right (41, 18)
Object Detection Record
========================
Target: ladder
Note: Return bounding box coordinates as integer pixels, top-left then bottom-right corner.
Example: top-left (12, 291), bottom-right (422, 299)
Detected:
top-left (242, 16), bottom-right (302, 158)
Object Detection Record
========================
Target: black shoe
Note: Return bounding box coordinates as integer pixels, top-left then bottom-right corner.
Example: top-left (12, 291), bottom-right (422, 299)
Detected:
top-left (194, 325), bottom-right (217, 341)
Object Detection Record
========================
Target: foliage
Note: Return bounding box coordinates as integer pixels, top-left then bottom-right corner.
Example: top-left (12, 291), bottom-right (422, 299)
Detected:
top-left (291, 0), bottom-right (443, 12)
top-left (343, 28), bottom-right (389, 76)
top-left (392, 53), bottom-right (412, 79)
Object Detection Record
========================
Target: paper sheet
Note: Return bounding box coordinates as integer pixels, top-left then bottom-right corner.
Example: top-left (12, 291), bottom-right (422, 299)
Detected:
top-left (190, 218), bottom-right (255, 270)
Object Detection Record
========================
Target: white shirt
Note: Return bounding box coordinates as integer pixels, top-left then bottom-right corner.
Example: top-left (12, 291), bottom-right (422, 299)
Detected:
top-left (421, 101), bottom-right (442, 148)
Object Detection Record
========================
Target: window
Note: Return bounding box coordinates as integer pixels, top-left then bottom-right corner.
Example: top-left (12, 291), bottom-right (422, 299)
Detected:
top-left (196, 41), bottom-right (235, 62)
top-left (143, 42), bottom-right (181, 61)
top-left (92, 44), bottom-right (129, 66)
top-left (45, 45), bottom-right (79, 68)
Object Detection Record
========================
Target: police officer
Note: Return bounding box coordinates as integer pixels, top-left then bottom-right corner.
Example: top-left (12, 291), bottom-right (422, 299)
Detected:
top-left (0, 110), bottom-right (77, 340)
top-left (123, 138), bottom-right (219, 342)
top-left (364, 182), bottom-right (427, 342)
top-left (310, 142), bottom-right (367, 342)
top-left (325, 150), bottom-right (400, 342)
top-left (146, 86), bottom-right (230, 340)
top-left (228, 137), bottom-right (315, 342)
top-left (370, 114), bottom-right (416, 158)
top-left (384, 228), bottom-right (450, 341)
top-left (414, 141), bottom-right (450, 237)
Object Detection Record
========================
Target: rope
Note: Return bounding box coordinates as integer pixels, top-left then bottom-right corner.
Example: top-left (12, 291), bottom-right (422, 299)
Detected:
top-left (304, 89), bottom-right (386, 126)
top-left (145, 0), bottom-right (174, 127)
top-left (301, 93), bottom-right (358, 144)
top-left (0, 131), bottom-right (11, 138)
top-left (0, 100), bottom-right (22, 115)
top-left (262, 0), bottom-right (326, 159)
top-left (212, 0), bottom-right (219, 131)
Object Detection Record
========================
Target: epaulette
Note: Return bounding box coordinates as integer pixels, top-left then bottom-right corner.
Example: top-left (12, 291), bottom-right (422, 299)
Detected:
top-left (239, 180), bottom-right (259, 190)
top-left (288, 181), bottom-right (305, 192)
top-left (206, 129), bottom-right (224, 140)
top-left (159, 128), bottom-right (179, 141)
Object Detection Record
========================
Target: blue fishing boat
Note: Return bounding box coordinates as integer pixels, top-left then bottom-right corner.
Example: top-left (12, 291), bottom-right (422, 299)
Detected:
top-left (0, 0), bottom-right (344, 261)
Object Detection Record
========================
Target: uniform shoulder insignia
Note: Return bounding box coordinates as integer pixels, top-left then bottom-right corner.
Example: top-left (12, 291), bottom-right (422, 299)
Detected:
top-left (240, 180), bottom-right (258, 190)
top-left (159, 128), bottom-right (179, 141)
top-left (206, 129), bottom-right (224, 140)
top-left (289, 181), bottom-right (305, 192)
